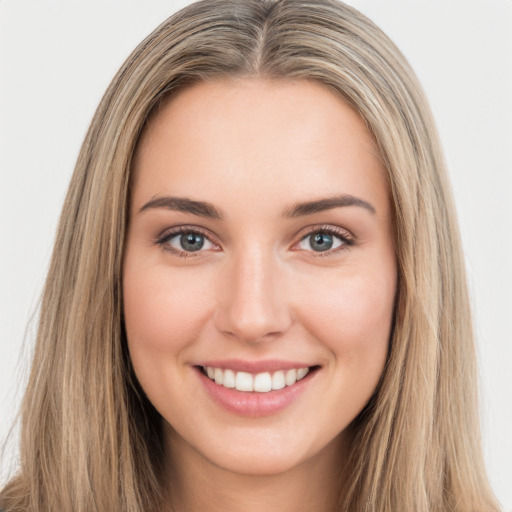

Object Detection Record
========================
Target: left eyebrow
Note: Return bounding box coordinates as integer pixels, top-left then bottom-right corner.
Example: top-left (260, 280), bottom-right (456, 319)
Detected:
top-left (283, 195), bottom-right (376, 217)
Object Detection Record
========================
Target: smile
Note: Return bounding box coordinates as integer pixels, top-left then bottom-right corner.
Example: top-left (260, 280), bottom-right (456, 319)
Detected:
top-left (195, 362), bottom-right (320, 416)
top-left (203, 366), bottom-right (310, 393)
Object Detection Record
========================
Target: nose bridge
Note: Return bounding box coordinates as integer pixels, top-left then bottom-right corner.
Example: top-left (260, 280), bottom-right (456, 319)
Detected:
top-left (214, 243), bottom-right (291, 343)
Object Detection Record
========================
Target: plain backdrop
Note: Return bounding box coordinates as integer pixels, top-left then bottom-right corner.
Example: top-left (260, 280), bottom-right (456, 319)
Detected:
top-left (1, 0), bottom-right (511, 508)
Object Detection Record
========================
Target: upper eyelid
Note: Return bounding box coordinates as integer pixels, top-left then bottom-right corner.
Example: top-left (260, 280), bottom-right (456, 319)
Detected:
top-left (296, 224), bottom-right (354, 241)
top-left (157, 225), bottom-right (216, 242)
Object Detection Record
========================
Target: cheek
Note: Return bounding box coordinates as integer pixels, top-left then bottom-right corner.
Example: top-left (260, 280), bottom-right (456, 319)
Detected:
top-left (122, 256), bottom-right (218, 412)
top-left (123, 259), bottom-right (215, 355)
top-left (297, 265), bottom-right (396, 363)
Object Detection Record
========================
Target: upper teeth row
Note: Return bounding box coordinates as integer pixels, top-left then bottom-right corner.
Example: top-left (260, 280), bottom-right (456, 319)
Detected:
top-left (204, 366), bottom-right (310, 393)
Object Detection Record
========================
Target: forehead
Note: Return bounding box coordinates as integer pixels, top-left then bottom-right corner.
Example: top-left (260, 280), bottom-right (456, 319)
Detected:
top-left (131, 78), bottom-right (388, 217)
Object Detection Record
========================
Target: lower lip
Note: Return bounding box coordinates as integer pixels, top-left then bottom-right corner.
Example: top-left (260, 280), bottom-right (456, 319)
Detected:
top-left (196, 367), bottom-right (316, 417)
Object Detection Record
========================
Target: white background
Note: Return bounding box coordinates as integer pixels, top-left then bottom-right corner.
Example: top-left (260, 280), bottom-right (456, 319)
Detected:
top-left (1, 0), bottom-right (511, 508)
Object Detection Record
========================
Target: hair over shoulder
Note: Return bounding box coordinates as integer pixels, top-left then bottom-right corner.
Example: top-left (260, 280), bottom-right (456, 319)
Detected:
top-left (0, 1), bottom-right (500, 511)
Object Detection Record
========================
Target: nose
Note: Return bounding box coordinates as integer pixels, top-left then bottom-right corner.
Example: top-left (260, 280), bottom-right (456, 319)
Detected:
top-left (213, 246), bottom-right (293, 344)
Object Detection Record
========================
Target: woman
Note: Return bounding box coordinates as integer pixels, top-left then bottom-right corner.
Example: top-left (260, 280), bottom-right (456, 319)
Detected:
top-left (0, 0), bottom-right (501, 510)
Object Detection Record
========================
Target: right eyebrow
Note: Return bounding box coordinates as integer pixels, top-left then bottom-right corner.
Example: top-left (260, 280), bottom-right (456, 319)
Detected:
top-left (138, 196), bottom-right (224, 220)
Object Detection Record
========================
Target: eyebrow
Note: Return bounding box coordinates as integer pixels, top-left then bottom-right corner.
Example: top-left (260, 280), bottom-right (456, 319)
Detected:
top-left (138, 193), bottom-right (375, 220)
top-left (283, 195), bottom-right (376, 217)
top-left (139, 196), bottom-right (223, 219)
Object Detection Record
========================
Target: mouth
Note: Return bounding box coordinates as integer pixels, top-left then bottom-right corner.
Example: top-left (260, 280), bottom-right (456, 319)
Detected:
top-left (193, 360), bottom-right (321, 416)
top-left (199, 365), bottom-right (319, 393)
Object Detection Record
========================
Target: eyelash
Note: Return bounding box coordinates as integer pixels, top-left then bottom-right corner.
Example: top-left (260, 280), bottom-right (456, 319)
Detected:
top-left (295, 225), bottom-right (355, 256)
top-left (155, 224), bottom-right (355, 258)
top-left (155, 226), bottom-right (219, 258)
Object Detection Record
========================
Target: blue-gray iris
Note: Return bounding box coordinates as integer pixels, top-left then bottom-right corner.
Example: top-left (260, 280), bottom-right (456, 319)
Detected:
top-left (181, 233), bottom-right (204, 251)
top-left (310, 233), bottom-right (333, 252)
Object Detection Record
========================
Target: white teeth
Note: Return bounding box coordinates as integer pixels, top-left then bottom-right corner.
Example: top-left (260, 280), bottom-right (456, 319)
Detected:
top-left (254, 372), bottom-right (272, 393)
top-left (214, 368), bottom-right (223, 385)
top-left (297, 367), bottom-right (309, 380)
top-left (223, 369), bottom-right (236, 388)
top-left (235, 371), bottom-right (253, 392)
top-left (271, 370), bottom-right (286, 390)
top-left (203, 366), bottom-right (311, 392)
top-left (285, 369), bottom-right (297, 386)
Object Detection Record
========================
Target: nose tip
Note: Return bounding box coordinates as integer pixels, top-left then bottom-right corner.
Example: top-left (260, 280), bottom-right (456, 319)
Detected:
top-left (217, 310), bottom-right (286, 344)
top-left (213, 255), bottom-right (292, 344)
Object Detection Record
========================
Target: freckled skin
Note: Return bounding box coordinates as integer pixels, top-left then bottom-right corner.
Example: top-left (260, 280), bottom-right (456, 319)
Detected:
top-left (123, 78), bottom-right (397, 509)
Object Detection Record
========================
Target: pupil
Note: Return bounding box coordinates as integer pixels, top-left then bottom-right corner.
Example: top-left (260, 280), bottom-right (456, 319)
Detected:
top-left (181, 233), bottom-right (204, 252)
top-left (311, 233), bottom-right (333, 251)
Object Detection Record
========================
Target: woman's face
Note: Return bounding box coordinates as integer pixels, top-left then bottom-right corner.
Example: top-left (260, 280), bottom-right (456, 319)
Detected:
top-left (123, 78), bottom-right (396, 476)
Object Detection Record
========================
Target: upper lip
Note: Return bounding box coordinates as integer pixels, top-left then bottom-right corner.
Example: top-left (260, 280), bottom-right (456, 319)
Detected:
top-left (195, 359), bottom-right (317, 373)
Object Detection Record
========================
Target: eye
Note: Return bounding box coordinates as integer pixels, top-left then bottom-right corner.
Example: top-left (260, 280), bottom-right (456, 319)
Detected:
top-left (295, 227), bottom-right (353, 254)
top-left (157, 228), bottom-right (218, 256)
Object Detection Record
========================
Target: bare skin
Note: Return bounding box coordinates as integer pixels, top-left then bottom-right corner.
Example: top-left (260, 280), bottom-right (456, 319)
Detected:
top-left (165, 429), bottom-right (349, 512)
top-left (123, 78), bottom-right (396, 511)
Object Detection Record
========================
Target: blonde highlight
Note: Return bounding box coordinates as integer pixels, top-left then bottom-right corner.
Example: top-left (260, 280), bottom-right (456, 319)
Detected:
top-left (1, 1), bottom-right (499, 510)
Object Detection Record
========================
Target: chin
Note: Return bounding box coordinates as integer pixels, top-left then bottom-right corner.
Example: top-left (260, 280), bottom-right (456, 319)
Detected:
top-left (165, 419), bottom-right (346, 479)
top-left (212, 448), bottom-right (307, 477)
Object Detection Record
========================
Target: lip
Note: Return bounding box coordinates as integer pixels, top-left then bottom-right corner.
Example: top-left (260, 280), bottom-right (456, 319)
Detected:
top-left (194, 362), bottom-right (319, 417)
top-left (195, 359), bottom-right (314, 373)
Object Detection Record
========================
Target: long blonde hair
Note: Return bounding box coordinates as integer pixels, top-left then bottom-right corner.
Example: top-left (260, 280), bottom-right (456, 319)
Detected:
top-left (0, 1), bottom-right (500, 510)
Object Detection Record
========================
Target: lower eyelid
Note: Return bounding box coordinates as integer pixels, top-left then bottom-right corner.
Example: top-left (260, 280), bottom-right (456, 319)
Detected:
top-left (296, 236), bottom-right (348, 253)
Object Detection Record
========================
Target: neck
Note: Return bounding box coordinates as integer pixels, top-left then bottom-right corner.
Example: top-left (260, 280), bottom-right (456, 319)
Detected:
top-left (162, 426), bottom-right (350, 512)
